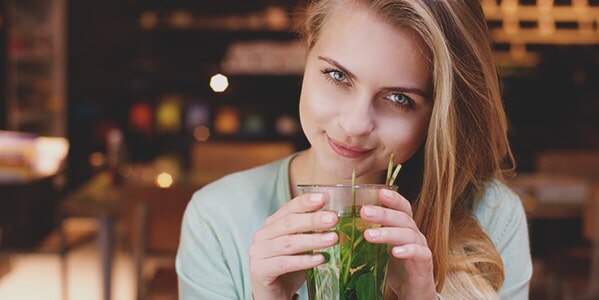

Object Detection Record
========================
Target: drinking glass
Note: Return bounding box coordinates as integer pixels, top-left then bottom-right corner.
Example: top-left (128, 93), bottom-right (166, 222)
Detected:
top-left (297, 184), bottom-right (397, 300)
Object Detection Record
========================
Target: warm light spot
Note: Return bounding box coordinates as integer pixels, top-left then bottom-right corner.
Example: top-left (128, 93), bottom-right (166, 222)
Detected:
top-left (139, 11), bottom-right (158, 29)
top-left (129, 103), bottom-right (153, 133)
top-left (193, 126), bottom-right (211, 141)
top-left (214, 106), bottom-right (240, 135)
top-left (34, 137), bottom-right (69, 176)
top-left (264, 6), bottom-right (289, 30)
top-left (156, 172), bottom-right (173, 188)
top-left (156, 98), bottom-right (182, 133)
top-left (89, 152), bottom-right (106, 168)
top-left (170, 10), bottom-right (193, 28)
top-left (210, 73), bottom-right (229, 92)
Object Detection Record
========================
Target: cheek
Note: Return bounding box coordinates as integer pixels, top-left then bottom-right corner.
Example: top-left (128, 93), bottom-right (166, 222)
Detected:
top-left (299, 76), bottom-right (340, 128)
top-left (378, 113), bottom-right (430, 160)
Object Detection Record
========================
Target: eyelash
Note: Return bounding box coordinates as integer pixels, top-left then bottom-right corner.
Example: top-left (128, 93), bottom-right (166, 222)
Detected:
top-left (321, 68), bottom-right (349, 87)
top-left (320, 68), bottom-right (416, 111)
top-left (385, 93), bottom-right (415, 110)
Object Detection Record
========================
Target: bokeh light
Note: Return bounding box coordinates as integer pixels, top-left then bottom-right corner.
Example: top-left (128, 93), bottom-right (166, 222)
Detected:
top-left (155, 172), bottom-right (173, 188)
top-left (210, 73), bottom-right (229, 92)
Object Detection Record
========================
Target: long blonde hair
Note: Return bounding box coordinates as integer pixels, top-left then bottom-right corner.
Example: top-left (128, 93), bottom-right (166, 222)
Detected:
top-left (298, 0), bottom-right (514, 298)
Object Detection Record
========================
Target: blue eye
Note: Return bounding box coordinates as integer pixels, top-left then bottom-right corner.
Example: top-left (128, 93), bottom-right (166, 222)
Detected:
top-left (387, 93), bottom-right (411, 106)
top-left (328, 70), bottom-right (348, 83)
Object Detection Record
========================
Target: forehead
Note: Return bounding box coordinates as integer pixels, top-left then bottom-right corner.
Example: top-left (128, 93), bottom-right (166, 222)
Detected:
top-left (312, 4), bottom-right (431, 89)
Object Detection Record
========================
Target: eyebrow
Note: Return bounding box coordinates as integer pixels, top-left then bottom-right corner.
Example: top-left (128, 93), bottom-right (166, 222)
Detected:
top-left (317, 56), bottom-right (431, 100)
top-left (381, 86), bottom-right (431, 100)
top-left (318, 56), bottom-right (358, 81)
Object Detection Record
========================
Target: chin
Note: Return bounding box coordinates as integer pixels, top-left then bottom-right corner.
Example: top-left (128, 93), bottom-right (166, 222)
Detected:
top-left (325, 163), bottom-right (357, 180)
top-left (320, 152), bottom-right (377, 180)
top-left (312, 149), bottom-right (351, 180)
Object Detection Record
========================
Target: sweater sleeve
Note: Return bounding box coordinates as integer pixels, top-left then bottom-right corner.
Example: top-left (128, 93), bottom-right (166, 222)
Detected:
top-left (176, 196), bottom-right (240, 300)
top-left (496, 193), bottom-right (533, 300)
top-left (475, 182), bottom-right (533, 300)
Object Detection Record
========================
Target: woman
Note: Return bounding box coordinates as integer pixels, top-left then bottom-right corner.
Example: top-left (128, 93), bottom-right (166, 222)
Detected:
top-left (176, 0), bottom-right (532, 299)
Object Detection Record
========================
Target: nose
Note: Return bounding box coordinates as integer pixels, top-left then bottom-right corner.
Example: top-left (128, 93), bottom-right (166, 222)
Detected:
top-left (337, 96), bottom-right (375, 137)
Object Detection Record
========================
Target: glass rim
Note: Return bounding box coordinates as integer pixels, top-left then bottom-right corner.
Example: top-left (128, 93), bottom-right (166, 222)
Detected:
top-left (296, 183), bottom-right (397, 189)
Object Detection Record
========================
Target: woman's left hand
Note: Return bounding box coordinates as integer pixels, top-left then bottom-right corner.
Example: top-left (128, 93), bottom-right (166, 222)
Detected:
top-left (360, 189), bottom-right (437, 300)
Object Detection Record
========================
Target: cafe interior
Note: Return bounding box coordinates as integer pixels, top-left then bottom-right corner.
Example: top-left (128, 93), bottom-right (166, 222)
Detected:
top-left (0, 0), bottom-right (598, 299)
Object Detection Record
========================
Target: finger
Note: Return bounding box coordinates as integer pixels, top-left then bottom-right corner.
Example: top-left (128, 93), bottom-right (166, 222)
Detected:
top-left (254, 211), bottom-right (338, 241)
top-left (250, 254), bottom-right (325, 284)
top-left (360, 205), bottom-right (417, 230)
top-left (250, 232), bottom-right (338, 260)
top-left (379, 189), bottom-right (413, 217)
top-left (392, 244), bottom-right (433, 262)
top-left (391, 244), bottom-right (434, 278)
top-left (266, 193), bottom-right (327, 225)
top-left (363, 227), bottom-right (425, 246)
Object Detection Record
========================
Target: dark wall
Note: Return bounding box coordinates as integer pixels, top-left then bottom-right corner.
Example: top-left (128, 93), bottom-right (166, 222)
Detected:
top-left (67, 0), bottom-right (139, 188)
top-left (502, 46), bottom-right (599, 172)
top-left (0, 0), bottom-right (6, 129)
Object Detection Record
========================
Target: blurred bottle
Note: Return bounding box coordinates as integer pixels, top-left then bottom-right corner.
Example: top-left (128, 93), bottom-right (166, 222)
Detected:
top-left (106, 128), bottom-right (124, 185)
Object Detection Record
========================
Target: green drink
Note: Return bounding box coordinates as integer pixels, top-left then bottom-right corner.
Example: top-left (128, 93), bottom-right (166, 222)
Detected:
top-left (297, 184), bottom-right (396, 300)
top-left (307, 211), bottom-right (389, 300)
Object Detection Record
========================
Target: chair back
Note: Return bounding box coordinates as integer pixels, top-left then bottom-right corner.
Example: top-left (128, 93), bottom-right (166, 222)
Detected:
top-left (536, 150), bottom-right (599, 296)
top-left (536, 150), bottom-right (599, 241)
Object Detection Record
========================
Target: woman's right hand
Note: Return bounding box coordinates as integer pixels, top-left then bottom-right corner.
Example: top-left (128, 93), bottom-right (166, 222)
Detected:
top-left (249, 193), bottom-right (339, 300)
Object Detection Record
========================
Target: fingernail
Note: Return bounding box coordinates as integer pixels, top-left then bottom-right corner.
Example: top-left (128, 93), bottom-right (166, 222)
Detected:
top-left (310, 193), bottom-right (323, 203)
top-left (393, 246), bottom-right (406, 255)
top-left (311, 254), bottom-right (323, 262)
top-left (321, 213), bottom-right (334, 224)
top-left (367, 229), bottom-right (380, 238)
top-left (322, 232), bottom-right (336, 241)
top-left (382, 189), bottom-right (394, 199)
top-left (363, 206), bottom-right (376, 217)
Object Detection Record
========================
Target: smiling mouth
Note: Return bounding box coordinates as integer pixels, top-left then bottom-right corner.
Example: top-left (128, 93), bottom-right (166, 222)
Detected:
top-left (327, 136), bottom-right (373, 159)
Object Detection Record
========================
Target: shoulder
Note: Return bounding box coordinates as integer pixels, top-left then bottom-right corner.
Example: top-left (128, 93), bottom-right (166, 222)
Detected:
top-left (186, 155), bottom-right (294, 221)
top-left (473, 181), bottom-right (533, 297)
top-left (474, 180), bottom-right (522, 213)
top-left (473, 180), bottom-right (528, 251)
top-left (196, 157), bottom-right (286, 197)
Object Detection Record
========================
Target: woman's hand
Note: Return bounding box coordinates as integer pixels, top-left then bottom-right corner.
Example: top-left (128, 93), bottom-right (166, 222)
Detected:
top-left (249, 193), bottom-right (339, 300)
top-left (360, 189), bottom-right (437, 300)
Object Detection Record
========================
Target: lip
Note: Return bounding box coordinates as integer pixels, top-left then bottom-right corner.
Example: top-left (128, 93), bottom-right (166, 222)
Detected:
top-left (327, 136), bottom-right (373, 159)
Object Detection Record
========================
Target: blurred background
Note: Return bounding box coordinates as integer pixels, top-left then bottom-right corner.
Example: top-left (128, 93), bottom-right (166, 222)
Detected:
top-left (0, 0), bottom-right (598, 299)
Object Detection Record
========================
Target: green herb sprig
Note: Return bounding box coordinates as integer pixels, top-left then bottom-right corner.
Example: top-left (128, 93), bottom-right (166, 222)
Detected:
top-left (342, 169), bottom-right (357, 284)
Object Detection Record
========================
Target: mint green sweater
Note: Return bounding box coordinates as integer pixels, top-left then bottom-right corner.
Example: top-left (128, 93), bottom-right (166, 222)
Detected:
top-left (176, 155), bottom-right (532, 299)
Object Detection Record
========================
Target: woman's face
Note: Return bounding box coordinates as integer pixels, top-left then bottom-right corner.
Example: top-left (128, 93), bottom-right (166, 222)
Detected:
top-left (299, 5), bottom-right (433, 180)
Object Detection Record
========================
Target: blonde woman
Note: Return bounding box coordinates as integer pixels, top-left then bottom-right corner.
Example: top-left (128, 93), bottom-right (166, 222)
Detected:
top-left (176, 0), bottom-right (532, 299)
